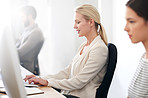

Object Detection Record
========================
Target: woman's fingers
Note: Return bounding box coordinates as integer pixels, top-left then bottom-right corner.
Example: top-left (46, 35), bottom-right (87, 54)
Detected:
top-left (26, 77), bottom-right (38, 84)
top-left (27, 77), bottom-right (48, 86)
top-left (24, 74), bottom-right (36, 81)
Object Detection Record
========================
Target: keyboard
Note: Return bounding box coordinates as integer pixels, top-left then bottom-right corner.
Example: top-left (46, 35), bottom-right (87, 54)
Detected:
top-left (23, 80), bottom-right (39, 87)
top-left (25, 87), bottom-right (44, 95)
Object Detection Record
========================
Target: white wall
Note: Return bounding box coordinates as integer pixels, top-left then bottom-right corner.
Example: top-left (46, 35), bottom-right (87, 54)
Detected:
top-left (99, 0), bottom-right (113, 42)
top-left (42, 0), bottom-right (76, 75)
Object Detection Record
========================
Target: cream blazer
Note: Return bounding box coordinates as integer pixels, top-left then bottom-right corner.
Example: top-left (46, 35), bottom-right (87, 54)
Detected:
top-left (42, 35), bottom-right (108, 98)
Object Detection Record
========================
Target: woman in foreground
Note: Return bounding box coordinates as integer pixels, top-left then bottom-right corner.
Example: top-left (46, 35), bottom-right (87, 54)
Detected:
top-left (24, 4), bottom-right (108, 98)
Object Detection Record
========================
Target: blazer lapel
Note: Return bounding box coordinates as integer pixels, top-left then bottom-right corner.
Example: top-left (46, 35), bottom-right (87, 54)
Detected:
top-left (71, 35), bottom-right (101, 76)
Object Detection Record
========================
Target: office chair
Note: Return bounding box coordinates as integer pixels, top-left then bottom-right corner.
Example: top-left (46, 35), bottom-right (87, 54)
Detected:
top-left (96, 43), bottom-right (117, 98)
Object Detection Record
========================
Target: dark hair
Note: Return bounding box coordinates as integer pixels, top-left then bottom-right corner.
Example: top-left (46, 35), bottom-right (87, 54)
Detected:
top-left (126, 0), bottom-right (148, 21)
top-left (21, 5), bottom-right (37, 20)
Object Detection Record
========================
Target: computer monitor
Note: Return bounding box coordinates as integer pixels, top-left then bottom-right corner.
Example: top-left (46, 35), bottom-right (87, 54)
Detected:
top-left (0, 27), bottom-right (27, 98)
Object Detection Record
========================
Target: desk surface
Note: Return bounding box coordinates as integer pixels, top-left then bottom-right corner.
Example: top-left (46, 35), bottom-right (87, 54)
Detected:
top-left (0, 86), bottom-right (66, 98)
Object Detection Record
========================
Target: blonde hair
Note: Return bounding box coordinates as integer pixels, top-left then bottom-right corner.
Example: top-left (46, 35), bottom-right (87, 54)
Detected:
top-left (75, 4), bottom-right (108, 45)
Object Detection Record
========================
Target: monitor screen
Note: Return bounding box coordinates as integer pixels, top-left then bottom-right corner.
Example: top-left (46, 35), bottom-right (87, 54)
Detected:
top-left (0, 26), bottom-right (26, 98)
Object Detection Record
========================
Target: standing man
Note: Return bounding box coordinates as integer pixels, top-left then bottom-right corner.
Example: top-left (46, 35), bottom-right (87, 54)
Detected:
top-left (16, 5), bottom-right (44, 75)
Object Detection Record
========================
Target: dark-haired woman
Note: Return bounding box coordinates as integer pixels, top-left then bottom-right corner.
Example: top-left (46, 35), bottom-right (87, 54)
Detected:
top-left (124, 0), bottom-right (148, 98)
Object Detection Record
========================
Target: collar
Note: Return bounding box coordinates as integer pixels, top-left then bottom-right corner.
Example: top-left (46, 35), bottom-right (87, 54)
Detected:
top-left (24, 24), bottom-right (38, 32)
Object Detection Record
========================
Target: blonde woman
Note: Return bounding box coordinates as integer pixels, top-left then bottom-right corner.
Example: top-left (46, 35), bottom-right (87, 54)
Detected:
top-left (24, 4), bottom-right (108, 98)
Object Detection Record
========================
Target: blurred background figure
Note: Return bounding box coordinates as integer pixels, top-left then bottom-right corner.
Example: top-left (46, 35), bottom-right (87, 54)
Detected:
top-left (16, 5), bottom-right (44, 75)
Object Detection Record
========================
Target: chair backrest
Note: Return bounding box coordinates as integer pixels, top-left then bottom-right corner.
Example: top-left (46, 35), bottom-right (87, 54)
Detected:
top-left (96, 43), bottom-right (117, 98)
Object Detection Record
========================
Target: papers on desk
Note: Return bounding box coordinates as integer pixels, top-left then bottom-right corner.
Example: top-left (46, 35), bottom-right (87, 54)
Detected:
top-left (0, 87), bottom-right (44, 95)
top-left (25, 87), bottom-right (44, 95)
top-left (0, 80), bottom-right (4, 88)
top-left (0, 80), bottom-right (44, 95)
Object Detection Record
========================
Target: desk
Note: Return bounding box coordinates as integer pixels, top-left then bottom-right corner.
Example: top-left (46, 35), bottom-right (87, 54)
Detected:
top-left (0, 86), bottom-right (66, 98)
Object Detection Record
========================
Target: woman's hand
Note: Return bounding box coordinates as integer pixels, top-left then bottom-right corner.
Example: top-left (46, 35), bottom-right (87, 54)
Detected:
top-left (127, 96), bottom-right (129, 98)
top-left (24, 74), bottom-right (48, 86)
top-left (24, 74), bottom-right (36, 82)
